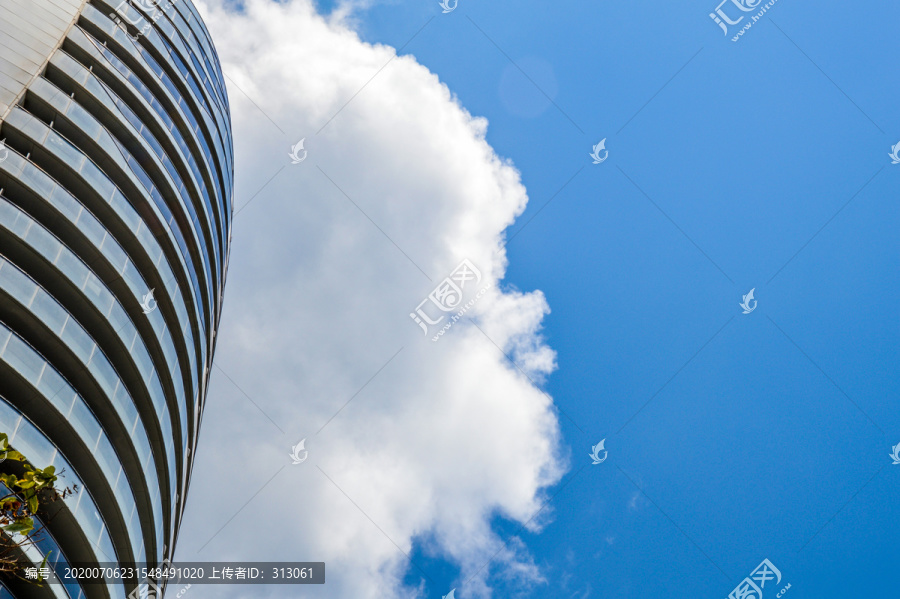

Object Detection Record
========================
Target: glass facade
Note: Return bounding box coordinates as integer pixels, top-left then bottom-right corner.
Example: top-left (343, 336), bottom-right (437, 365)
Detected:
top-left (0, 0), bottom-right (232, 596)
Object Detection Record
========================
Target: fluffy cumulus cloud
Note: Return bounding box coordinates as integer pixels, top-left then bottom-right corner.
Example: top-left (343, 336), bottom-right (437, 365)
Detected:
top-left (176, 1), bottom-right (566, 597)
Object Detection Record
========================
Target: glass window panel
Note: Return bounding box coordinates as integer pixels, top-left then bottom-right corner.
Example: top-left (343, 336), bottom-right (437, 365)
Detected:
top-left (60, 319), bottom-right (95, 362)
top-left (0, 198), bottom-right (20, 226)
top-left (112, 383), bottom-right (139, 434)
top-left (94, 438), bottom-right (121, 488)
top-left (79, 159), bottom-right (117, 202)
top-left (109, 191), bottom-right (140, 232)
top-left (132, 346), bottom-right (154, 381)
top-left (99, 236), bottom-right (129, 275)
top-left (124, 153), bottom-right (155, 193)
top-left (82, 273), bottom-right (114, 316)
top-left (74, 500), bottom-right (104, 556)
top-left (8, 422), bottom-right (55, 468)
top-left (68, 398), bottom-right (101, 454)
top-left (161, 340), bottom-right (178, 378)
top-left (64, 100), bottom-right (104, 142)
top-left (49, 451), bottom-right (81, 491)
top-left (46, 386), bottom-right (77, 417)
top-left (19, 163), bottom-right (57, 198)
top-left (107, 305), bottom-right (132, 338)
top-left (7, 210), bottom-right (32, 237)
top-left (55, 250), bottom-right (90, 290)
top-left (30, 290), bottom-right (69, 336)
top-left (23, 224), bottom-right (62, 263)
top-left (140, 124), bottom-right (166, 161)
top-left (95, 528), bottom-right (116, 564)
top-left (36, 366), bottom-right (68, 405)
top-left (45, 132), bottom-right (86, 172)
top-left (0, 398), bottom-right (21, 433)
top-left (0, 260), bottom-right (37, 304)
top-left (120, 258), bottom-right (145, 292)
top-left (74, 210), bottom-right (107, 248)
top-left (2, 335), bottom-right (44, 385)
top-left (88, 353), bottom-right (118, 398)
top-left (148, 369), bottom-right (167, 417)
top-left (49, 184), bottom-right (84, 224)
top-left (8, 110), bottom-right (47, 141)
top-left (112, 474), bottom-right (143, 556)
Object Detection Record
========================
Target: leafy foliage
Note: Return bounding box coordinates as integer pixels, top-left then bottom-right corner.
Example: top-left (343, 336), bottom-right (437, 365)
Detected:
top-left (0, 432), bottom-right (78, 577)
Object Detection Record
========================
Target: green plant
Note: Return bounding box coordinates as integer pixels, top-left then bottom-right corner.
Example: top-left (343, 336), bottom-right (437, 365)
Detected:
top-left (0, 432), bottom-right (78, 577)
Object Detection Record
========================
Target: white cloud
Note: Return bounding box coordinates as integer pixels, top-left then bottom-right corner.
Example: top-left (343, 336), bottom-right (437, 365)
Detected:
top-left (177, 1), bottom-right (567, 597)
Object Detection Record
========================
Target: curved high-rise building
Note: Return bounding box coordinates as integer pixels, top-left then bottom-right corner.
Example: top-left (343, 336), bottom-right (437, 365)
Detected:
top-left (0, 0), bottom-right (232, 596)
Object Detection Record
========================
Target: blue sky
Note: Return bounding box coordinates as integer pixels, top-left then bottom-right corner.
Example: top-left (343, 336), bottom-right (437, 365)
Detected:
top-left (179, 0), bottom-right (900, 597)
top-left (332, 0), bottom-right (900, 596)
